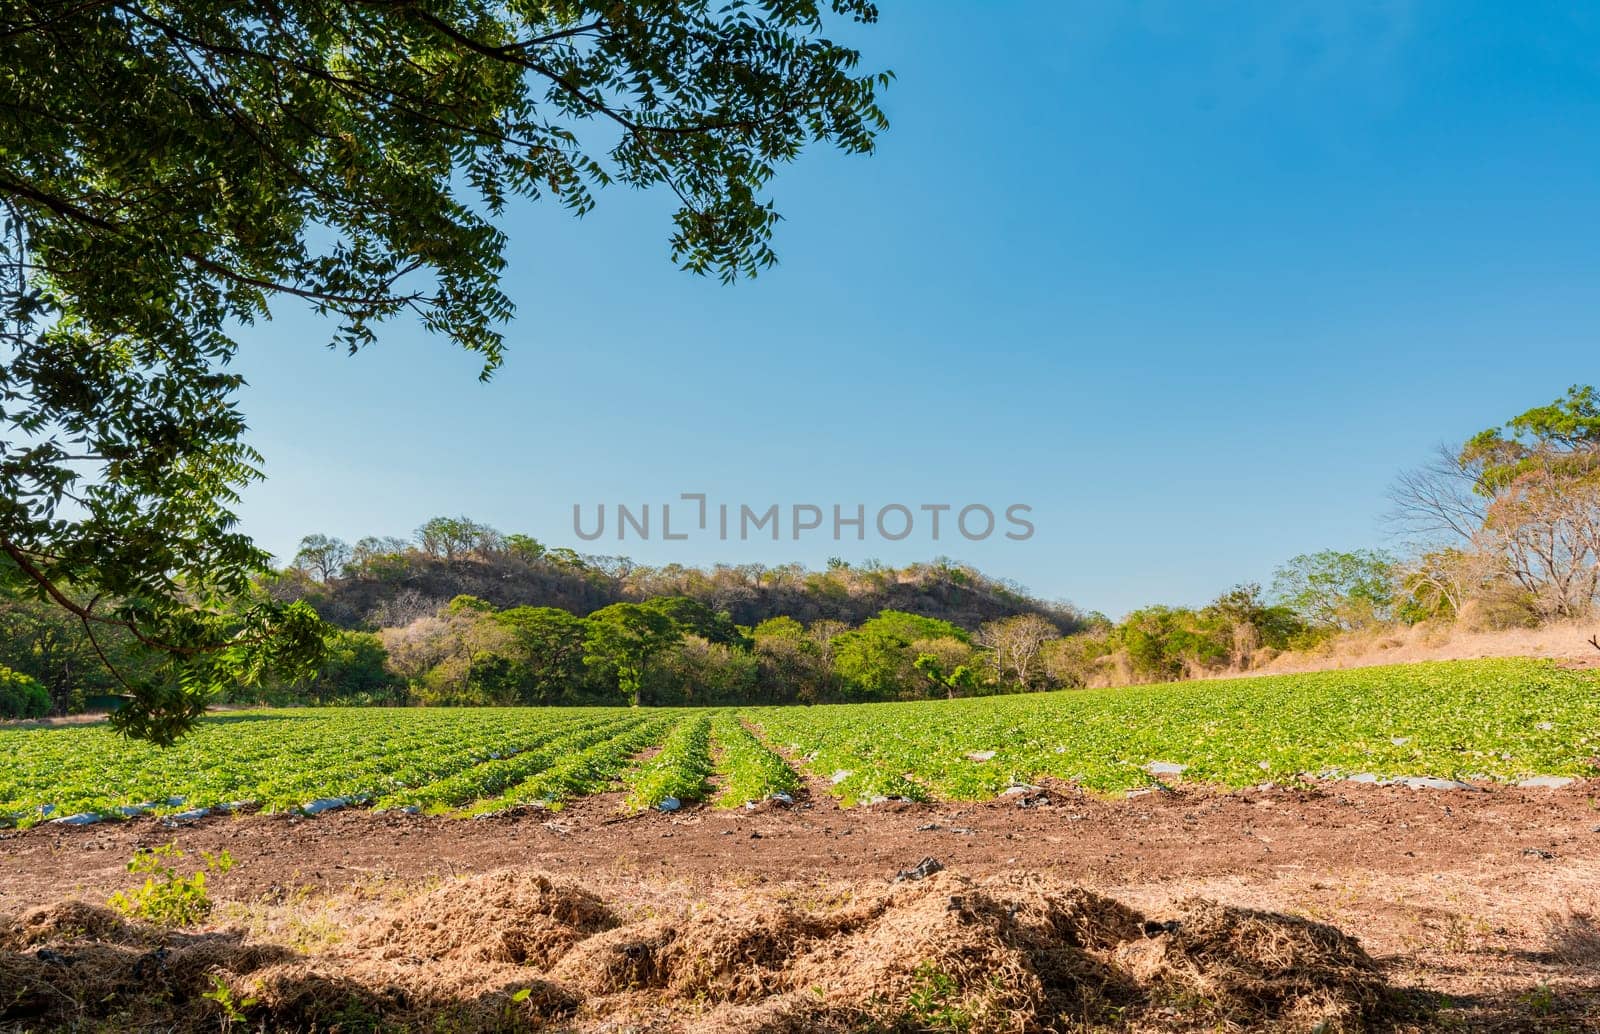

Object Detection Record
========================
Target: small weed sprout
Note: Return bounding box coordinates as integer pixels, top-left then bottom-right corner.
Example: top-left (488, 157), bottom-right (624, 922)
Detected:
top-left (902, 961), bottom-right (972, 1032)
top-left (201, 974), bottom-right (258, 1029)
top-left (1520, 982), bottom-right (1558, 1016)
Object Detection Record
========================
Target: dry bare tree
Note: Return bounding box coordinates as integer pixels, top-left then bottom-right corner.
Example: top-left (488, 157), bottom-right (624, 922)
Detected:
top-left (1396, 544), bottom-right (1507, 621)
top-left (978, 614), bottom-right (1061, 688)
top-left (807, 619), bottom-right (851, 671)
top-left (1387, 443), bottom-right (1489, 545)
top-left (1484, 475), bottom-right (1600, 619)
top-left (1390, 387), bottom-right (1600, 621)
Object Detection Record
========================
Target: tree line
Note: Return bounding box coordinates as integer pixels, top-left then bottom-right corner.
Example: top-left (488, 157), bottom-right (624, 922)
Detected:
top-left (1056, 385), bottom-right (1600, 684)
top-left (1, 386), bottom-right (1593, 717)
top-left (324, 597), bottom-right (1070, 709)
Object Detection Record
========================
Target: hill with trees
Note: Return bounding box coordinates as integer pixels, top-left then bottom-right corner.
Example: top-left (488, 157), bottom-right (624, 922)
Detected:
top-left (3, 386), bottom-right (1593, 719)
top-left (273, 517), bottom-right (1089, 635)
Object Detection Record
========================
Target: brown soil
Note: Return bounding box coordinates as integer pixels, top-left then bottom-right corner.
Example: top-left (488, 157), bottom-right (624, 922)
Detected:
top-left (4, 782), bottom-right (1600, 1031)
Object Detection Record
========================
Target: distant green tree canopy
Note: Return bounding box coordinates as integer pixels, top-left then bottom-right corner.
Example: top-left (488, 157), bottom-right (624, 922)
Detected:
top-left (582, 602), bottom-right (681, 707)
top-left (1270, 550), bottom-right (1396, 632)
top-left (0, 2), bottom-right (887, 740)
top-left (831, 611), bottom-right (970, 700)
top-left (1464, 384), bottom-right (1600, 492)
top-left (0, 664), bottom-right (49, 719)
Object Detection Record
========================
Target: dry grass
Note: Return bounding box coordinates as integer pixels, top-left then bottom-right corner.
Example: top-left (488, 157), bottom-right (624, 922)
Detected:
top-left (1247, 617), bottom-right (1599, 677)
top-left (356, 869), bottom-right (615, 967)
top-left (0, 869), bottom-right (1417, 1033)
top-left (1113, 899), bottom-right (1389, 1032)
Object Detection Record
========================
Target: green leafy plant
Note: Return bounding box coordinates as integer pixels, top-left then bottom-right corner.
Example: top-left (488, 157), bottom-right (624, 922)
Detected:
top-left (201, 974), bottom-right (259, 1029)
top-left (4, 660), bottom-right (1599, 823)
top-left (1519, 982), bottom-right (1558, 1017)
top-left (710, 712), bottom-right (803, 807)
top-left (900, 961), bottom-right (971, 1032)
top-left (108, 843), bottom-right (233, 926)
top-left (625, 714), bottom-right (714, 810)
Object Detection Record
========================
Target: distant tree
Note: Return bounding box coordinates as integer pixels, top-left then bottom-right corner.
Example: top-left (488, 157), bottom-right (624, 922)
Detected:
top-left (807, 619), bottom-right (851, 671)
top-left (0, 665), bottom-right (49, 719)
top-left (378, 598), bottom-right (524, 705)
top-left (1041, 632), bottom-right (1114, 688)
top-left (1483, 477), bottom-right (1600, 618)
top-left (1395, 548), bottom-right (1506, 624)
top-left (310, 631), bottom-right (405, 705)
top-left (1464, 384), bottom-right (1600, 490)
top-left (1271, 550), bottom-right (1396, 631)
top-left (1464, 386), bottom-right (1600, 618)
top-left (1114, 606), bottom-right (1226, 682)
top-left (379, 614), bottom-right (462, 690)
top-left (753, 615), bottom-right (805, 640)
top-left (546, 548), bottom-right (588, 569)
top-left (492, 606), bottom-right (590, 706)
top-left (912, 638), bottom-right (979, 699)
top-left (504, 534), bottom-right (547, 564)
top-left (978, 614), bottom-right (1060, 688)
top-left (416, 517), bottom-right (500, 561)
top-left (583, 603), bottom-right (681, 707)
top-left (1204, 583), bottom-right (1302, 669)
top-left (655, 635), bottom-right (760, 705)
top-left (1388, 443), bottom-right (1491, 544)
top-left (350, 536), bottom-right (412, 568)
top-left (750, 617), bottom-right (830, 704)
top-left (371, 589), bottom-right (443, 630)
top-left (832, 610), bottom-right (970, 699)
top-left (590, 555), bottom-right (639, 580)
top-left (1391, 386), bottom-right (1600, 620)
top-left (640, 596), bottom-right (747, 648)
top-left (291, 535), bottom-right (351, 584)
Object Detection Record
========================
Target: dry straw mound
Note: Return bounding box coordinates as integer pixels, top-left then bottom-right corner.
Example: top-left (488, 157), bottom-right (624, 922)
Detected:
top-left (244, 958), bottom-right (580, 1031)
top-left (2, 900), bottom-right (129, 948)
top-left (1115, 898), bottom-right (1391, 1032)
top-left (0, 919), bottom-right (291, 1028)
top-left (0, 870), bottom-right (1402, 1033)
top-left (356, 870), bottom-right (615, 967)
top-left (694, 872), bottom-right (1149, 1032)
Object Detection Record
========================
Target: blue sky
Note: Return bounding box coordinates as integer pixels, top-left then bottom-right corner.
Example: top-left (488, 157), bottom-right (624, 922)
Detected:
top-left (232, 0), bottom-right (1600, 619)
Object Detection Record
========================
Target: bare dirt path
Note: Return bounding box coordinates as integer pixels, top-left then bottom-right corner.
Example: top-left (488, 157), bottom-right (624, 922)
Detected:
top-left (3, 781), bottom-right (1595, 904)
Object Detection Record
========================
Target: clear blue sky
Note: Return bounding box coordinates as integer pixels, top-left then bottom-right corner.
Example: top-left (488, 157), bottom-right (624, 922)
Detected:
top-left (231, 0), bottom-right (1600, 619)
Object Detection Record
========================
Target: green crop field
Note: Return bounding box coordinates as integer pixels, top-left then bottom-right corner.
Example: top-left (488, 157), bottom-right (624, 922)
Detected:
top-left (2, 659), bottom-right (1596, 827)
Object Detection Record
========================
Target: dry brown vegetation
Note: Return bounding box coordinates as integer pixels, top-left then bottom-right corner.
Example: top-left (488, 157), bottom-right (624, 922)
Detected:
top-left (6, 781), bottom-right (1600, 1032)
top-left (1247, 617), bottom-right (1600, 677)
top-left (3, 869), bottom-right (1412, 1033)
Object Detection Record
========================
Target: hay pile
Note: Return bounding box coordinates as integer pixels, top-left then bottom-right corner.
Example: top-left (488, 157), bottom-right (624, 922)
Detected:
top-left (764, 872), bottom-right (1145, 1030)
top-left (357, 870), bottom-right (615, 967)
top-left (0, 902), bottom-right (291, 1028)
top-left (1114, 898), bottom-right (1391, 1032)
top-left (0, 870), bottom-right (1401, 1032)
top-left (3, 900), bottom-right (130, 947)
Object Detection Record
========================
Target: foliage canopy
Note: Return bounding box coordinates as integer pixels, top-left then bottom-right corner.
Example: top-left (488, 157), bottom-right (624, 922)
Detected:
top-left (0, 1), bottom-right (887, 739)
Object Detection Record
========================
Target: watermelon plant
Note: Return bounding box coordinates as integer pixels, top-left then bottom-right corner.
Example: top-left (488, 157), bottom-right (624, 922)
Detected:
top-left (3, 659), bottom-right (1597, 825)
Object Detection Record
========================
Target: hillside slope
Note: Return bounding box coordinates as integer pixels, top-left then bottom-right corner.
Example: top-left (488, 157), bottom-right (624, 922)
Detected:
top-left (292, 555), bottom-right (1086, 634)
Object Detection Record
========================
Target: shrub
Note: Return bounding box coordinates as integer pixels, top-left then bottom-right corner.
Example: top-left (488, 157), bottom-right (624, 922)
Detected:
top-left (0, 665), bottom-right (49, 719)
top-left (108, 844), bottom-right (233, 926)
